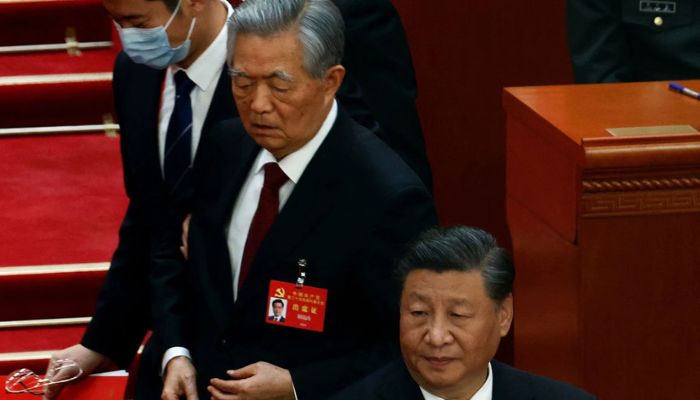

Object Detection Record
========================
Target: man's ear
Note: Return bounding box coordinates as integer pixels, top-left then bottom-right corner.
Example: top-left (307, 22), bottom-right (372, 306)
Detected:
top-left (497, 293), bottom-right (514, 338)
top-left (322, 65), bottom-right (346, 101)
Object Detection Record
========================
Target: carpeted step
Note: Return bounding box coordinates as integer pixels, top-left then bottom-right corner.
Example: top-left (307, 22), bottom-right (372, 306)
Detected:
top-left (0, 47), bottom-right (117, 129)
top-left (0, 373), bottom-right (128, 399)
top-left (0, 132), bottom-right (126, 267)
top-left (0, 47), bottom-right (117, 77)
top-left (0, 321), bottom-right (86, 374)
top-left (0, 264), bottom-right (107, 320)
top-left (0, 326), bottom-right (86, 355)
top-left (0, 72), bottom-right (113, 129)
top-left (0, 324), bottom-right (133, 398)
top-left (0, 351), bottom-right (53, 376)
top-left (0, 0), bottom-right (111, 47)
top-left (0, 264), bottom-right (101, 375)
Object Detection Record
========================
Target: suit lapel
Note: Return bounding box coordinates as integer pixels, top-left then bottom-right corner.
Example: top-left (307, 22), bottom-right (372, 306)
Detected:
top-left (234, 111), bottom-right (353, 306)
top-left (203, 130), bottom-right (260, 330)
top-left (215, 134), bottom-right (260, 229)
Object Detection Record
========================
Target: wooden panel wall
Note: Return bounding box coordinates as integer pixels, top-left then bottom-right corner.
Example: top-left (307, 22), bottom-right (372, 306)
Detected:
top-left (392, 0), bottom-right (573, 245)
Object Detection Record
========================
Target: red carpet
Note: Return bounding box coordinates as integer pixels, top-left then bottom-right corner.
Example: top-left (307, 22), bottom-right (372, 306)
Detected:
top-left (0, 74), bottom-right (113, 128)
top-left (0, 0), bottom-right (131, 385)
top-left (0, 374), bottom-right (127, 400)
top-left (0, 133), bottom-right (126, 267)
top-left (0, 324), bottom-right (87, 375)
top-left (0, 268), bottom-right (106, 320)
top-left (0, 48), bottom-right (117, 77)
top-left (0, 326), bottom-right (84, 353)
top-left (0, 0), bottom-right (110, 47)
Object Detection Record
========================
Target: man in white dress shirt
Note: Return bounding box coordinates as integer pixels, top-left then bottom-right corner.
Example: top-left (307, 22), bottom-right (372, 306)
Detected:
top-left (43, 1), bottom-right (235, 399)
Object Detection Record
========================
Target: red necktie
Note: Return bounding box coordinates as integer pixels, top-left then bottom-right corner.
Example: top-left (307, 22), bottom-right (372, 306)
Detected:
top-left (238, 162), bottom-right (288, 289)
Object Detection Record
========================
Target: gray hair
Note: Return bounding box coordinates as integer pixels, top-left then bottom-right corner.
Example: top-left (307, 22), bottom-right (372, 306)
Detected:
top-left (395, 226), bottom-right (515, 304)
top-left (227, 0), bottom-right (344, 80)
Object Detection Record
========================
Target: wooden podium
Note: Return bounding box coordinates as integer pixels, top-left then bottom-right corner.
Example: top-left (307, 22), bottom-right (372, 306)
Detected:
top-left (503, 81), bottom-right (700, 399)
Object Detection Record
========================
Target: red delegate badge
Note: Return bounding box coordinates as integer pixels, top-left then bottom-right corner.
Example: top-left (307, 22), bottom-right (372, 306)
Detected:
top-left (266, 280), bottom-right (327, 332)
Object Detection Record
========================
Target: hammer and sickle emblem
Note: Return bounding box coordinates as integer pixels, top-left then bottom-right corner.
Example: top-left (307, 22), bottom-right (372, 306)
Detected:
top-left (274, 287), bottom-right (286, 298)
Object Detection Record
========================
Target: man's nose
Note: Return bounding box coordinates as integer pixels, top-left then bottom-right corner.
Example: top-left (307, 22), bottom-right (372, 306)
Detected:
top-left (250, 84), bottom-right (274, 114)
top-left (424, 316), bottom-right (454, 347)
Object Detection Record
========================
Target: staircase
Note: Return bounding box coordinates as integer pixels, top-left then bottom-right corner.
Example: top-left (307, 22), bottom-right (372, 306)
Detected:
top-left (0, 0), bottom-right (125, 377)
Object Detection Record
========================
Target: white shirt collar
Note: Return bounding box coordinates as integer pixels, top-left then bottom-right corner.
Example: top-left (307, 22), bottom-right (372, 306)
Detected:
top-left (420, 362), bottom-right (493, 400)
top-left (173, 0), bottom-right (232, 91)
top-left (250, 100), bottom-right (338, 184)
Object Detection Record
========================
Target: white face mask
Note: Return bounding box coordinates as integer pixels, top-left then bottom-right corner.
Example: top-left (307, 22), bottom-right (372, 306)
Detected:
top-left (114, 0), bottom-right (197, 69)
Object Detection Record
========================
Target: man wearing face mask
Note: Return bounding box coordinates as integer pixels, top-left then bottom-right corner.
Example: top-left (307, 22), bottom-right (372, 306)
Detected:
top-left (43, 0), bottom-right (235, 399)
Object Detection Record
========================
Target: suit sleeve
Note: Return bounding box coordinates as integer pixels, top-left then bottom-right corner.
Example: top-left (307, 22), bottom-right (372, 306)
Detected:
top-left (148, 210), bottom-right (190, 353)
top-left (80, 206), bottom-right (152, 368)
top-left (290, 184), bottom-right (438, 398)
top-left (567, 0), bottom-right (632, 83)
top-left (80, 53), bottom-right (151, 368)
top-left (149, 120), bottom-right (241, 353)
top-left (148, 192), bottom-right (196, 354)
top-left (337, 0), bottom-right (433, 190)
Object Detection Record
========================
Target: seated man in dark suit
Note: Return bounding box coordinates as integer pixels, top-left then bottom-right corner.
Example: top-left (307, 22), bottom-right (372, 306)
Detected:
top-left (333, 226), bottom-right (596, 400)
top-left (150, 0), bottom-right (437, 399)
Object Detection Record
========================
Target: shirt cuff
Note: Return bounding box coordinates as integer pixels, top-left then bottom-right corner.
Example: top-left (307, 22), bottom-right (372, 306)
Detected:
top-left (161, 346), bottom-right (191, 376)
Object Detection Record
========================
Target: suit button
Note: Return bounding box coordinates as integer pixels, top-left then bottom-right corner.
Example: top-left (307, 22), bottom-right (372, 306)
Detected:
top-left (221, 339), bottom-right (227, 345)
top-left (654, 16), bottom-right (663, 27)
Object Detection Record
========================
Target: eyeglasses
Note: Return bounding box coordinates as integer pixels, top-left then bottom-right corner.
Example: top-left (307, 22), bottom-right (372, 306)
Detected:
top-left (4, 359), bottom-right (83, 395)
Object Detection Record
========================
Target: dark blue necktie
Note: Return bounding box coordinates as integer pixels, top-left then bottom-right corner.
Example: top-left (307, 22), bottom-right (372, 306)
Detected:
top-left (164, 71), bottom-right (195, 193)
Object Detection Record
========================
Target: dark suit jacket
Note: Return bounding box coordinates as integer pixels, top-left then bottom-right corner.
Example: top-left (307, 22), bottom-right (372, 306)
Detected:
top-left (568, 0), bottom-right (700, 82)
top-left (150, 109), bottom-right (438, 399)
top-left (331, 358), bottom-right (597, 400)
top-left (80, 52), bottom-right (237, 369)
top-left (335, 0), bottom-right (433, 189)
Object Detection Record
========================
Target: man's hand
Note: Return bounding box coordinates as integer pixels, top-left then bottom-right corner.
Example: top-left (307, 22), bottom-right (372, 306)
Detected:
top-left (208, 362), bottom-right (295, 400)
top-left (180, 214), bottom-right (192, 259)
top-left (42, 344), bottom-right (116, 400)
top-left (162, 356), bottom-right (199, 400)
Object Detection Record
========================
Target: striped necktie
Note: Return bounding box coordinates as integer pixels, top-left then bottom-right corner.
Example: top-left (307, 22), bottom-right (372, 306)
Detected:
top-left (164, 70), bottom-right (195, 193)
